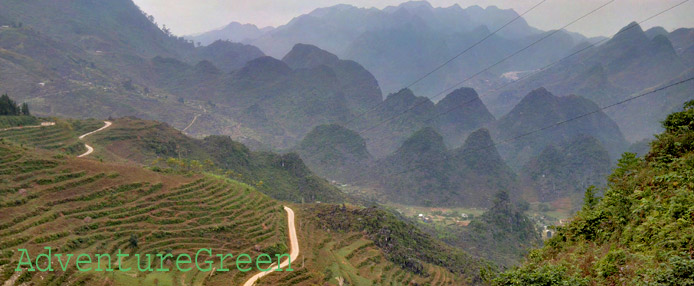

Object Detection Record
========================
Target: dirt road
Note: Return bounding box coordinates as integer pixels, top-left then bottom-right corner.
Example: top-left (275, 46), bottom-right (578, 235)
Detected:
top-left (77, 121), bottom-right (111, 157)
top-left (242, 206), bottom-right (300, 286)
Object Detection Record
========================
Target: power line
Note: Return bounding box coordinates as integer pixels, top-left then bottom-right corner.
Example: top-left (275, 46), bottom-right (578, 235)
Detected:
top-left (340, 0), bottom-right (549, 127)
top-left (426, 0), bottom-right (691, 125)
top-left (385, 76), bottom-right (694, 178)
top-left (356, 0), bottom-right (616, 135)
top-left (233, 0), bottom-right (550, 126)
top-left (298, 0), bottom-right (689, 165)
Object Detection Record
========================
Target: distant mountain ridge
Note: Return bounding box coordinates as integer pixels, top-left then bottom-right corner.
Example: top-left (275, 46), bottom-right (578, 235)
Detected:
top-left (489, 22), bottom-right (692, 142)
top-left (187, 21), bottom-right (273, 46)
top-left (192, 1), bottom-right (590, 98)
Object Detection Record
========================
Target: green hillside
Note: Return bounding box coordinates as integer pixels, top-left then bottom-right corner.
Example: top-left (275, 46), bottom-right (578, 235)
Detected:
top-left (0, 117), bottom-right (482, 286)
top-left (85, 117), bottom-right (346, 204)
top-left (0, 117), bottom-right (103, 156)
top-left (295, 124), bottom-right (372, 182)
top-left (495, 101), bottom-right (694, 285)
top-left (372, 127), bottom-right (518, 207)
top-left (0, 142), bottom-right (287, 286)
top-left (492, 88), bottom-right (627, 169)
top-left (521, 134), bottom-right (612, 208)
top-left (435, 191), bottom-right (542, 268)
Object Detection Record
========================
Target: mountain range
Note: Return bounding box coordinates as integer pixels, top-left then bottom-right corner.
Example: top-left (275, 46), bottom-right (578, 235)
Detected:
top-left (191, 1), bottom-right (597, 100)
top-left (1, 0), bottom-right (691, 211)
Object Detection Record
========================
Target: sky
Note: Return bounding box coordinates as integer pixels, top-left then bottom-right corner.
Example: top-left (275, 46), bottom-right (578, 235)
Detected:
top-left (131, 0), bottom-right (694, 38)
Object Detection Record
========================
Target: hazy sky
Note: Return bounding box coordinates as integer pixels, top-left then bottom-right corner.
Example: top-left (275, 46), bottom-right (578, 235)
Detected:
top-left (132, 0), bottom-right (694, 37)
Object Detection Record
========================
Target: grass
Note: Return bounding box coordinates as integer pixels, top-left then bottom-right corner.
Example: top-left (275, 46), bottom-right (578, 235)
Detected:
top-left (0, 115), bottom-right (39, 129)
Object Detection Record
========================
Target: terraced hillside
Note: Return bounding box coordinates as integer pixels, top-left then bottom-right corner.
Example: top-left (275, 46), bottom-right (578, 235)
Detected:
top-left (0, 117), bottom-right (485, 285)
top-left (0, 142), bottom-right (289, 285)
top-left (0, 118), bottom-right (104, 156)
top-left (259, 204), bottom-right (490, 285)
top-left (87, 117), bottom-right (346, 204)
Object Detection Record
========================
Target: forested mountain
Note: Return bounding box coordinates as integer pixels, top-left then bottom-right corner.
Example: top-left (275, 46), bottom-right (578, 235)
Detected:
top-left (435, 87), bottom-right (496, 147)
top-left (0, 117), bottom-right (483, 286)
top-left (295, 123), bottom-right (372, 182)
top-left (520, 135), bottom-right (612, 205)
top-left (491, 88), bottom-right (628, 169)
top-left (370, 127), bottom-right (517, 207)
top-left (87, 117), bottom-right (346, 204)
top-left (440, 191), bottom-right (542, 267)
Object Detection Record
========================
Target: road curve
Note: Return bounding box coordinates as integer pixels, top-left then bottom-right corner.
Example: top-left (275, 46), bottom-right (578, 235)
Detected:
top-left (77, 121), bottom-right (111, 158)
top-left (242, 206), bottom-right (300, 286)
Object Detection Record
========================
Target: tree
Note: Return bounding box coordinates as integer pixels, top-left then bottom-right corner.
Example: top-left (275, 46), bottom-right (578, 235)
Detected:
top-left (20, 102), bottom-right (30, 116)
top-left (0, 94), bottom-right (20, 115)
top-left (583, 186), bottom-right (599, 210)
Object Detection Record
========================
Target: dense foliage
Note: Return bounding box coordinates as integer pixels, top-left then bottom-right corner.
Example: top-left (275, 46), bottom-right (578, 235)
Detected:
top-left (312, 204), bottom-right (491, 284)
top-left (437, 191), bottom-right (542, 268)
top-left (0, 94), bottom-right (29, 116)
top-left (495, 100), bottom-right (694, 285)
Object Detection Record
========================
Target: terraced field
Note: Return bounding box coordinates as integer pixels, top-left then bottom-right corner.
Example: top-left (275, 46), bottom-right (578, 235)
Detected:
top-left (254, 208), bottom-right (463, 286)
top-left (0, 117), bottom-right (477, 285)
top-left (0, 118), bottom-right (104, 156)
top-left (0, 143), bottom-right (287, 286)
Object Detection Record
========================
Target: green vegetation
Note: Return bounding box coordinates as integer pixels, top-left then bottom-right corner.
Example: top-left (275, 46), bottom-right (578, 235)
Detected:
top-left (0, 94), bottom-right (29, 116)
top-left (372, 127), bottom-right (518, 207)
top-left (0, 118), bottom-right (104, 155)
top-left (310, 204), bottom-right (489, 284)
top-left (0, 116), bottom-right (38, 129)
top-left (89, 117), bottom-right (345, 204)
top-left (433, 191), bottom-right (542, 268)
top-left (0, 141), bottom-right (286, 286)
top-left (495, 101), bottom-right (694, 285)
top-left (0, 122), bottom-right (477, 285)
top-left (295, 124), bottom-right (371, 182)
top-left (521, 134), bottom-right (612, 209)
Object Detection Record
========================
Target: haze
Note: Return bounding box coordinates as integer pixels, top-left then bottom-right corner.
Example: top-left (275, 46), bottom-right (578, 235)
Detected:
top-left (132, 0), bottom-right (694, 37)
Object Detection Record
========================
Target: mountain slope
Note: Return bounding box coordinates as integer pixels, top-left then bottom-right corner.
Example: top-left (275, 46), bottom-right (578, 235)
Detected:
top-left (495, 101), bottom-right (694, 285)
top-left (492, 88), bottom-right (628, 169)
top-left (295, 124), bottom-right (371, 182)
top-left (435, 87), bottom-right (496, 147)
top-left (87, 117), bottom-right (346, 204)
top-left (371, 127), bottom-right (518, 207)
top-left (282, 43), bottom-right (382, 111)
top-left (0, 142), bottom-right (288, 286)
top-left (521, 134), bottom-right (612, 206)
top-left (489, 23), bottom-right (691, 142)
top-left (0, 126), bottom-right (479, 285)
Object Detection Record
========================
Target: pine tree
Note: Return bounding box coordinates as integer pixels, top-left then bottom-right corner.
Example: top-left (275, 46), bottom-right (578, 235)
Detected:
top-left (0, 94), bottom-right (20, 115)
top-left (20, 102), bottom-right (29, 116)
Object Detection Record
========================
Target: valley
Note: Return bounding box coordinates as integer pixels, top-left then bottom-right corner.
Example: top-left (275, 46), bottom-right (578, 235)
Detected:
top-left (1, 0), bottom-right (693, 285)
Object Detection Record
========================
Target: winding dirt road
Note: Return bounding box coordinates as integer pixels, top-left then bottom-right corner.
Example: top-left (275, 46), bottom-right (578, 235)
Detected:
top-left (77, 121), bottom-right (111, 158)
top-left (242, 206), bottom-right (300, 286)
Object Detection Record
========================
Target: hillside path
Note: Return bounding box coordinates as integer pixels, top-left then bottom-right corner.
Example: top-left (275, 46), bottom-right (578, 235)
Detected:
top-left (182, 113), bottom-right (200, 132)
top-left (242, 206), bottom-right (300, 286)
top-left (77, 121), bottom-right (111, 158)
